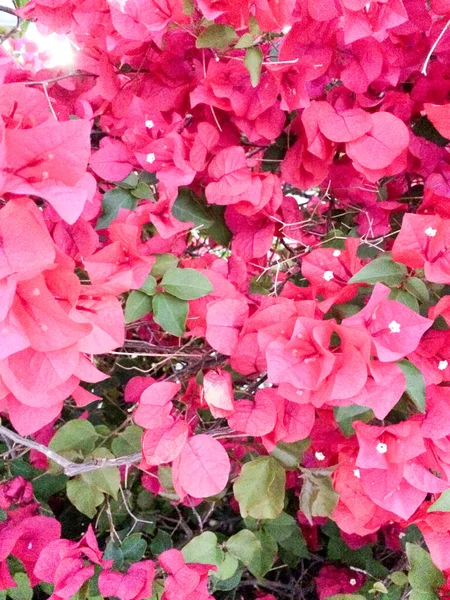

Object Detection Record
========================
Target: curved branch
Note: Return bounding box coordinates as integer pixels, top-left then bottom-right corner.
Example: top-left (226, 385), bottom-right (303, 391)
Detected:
top-left (0, 5), bottom-right (19, 16)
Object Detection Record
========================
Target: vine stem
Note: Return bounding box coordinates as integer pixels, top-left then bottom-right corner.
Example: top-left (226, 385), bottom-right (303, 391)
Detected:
top-left (0, 424), bottom-right (142, 476)
top-left (422, 18), bottom-right (450, 75)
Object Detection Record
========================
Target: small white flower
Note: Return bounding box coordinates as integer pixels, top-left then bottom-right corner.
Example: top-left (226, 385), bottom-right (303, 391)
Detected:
top-left (323, 270), bottom-right (334, 282)
top-left (439, 360), bottom-right (448, 371)
top-left (315, 452), bottom-right (326, 461)
top-left (145, 119), bottom-right (154, 129)
top-left (146, 152), bottom-right (156, 164)
top-left (376, 442), bottom-right (388, 454)
top-left (353, 469), bottom-right (361, 478)
top-left (388, 320), bottom-right (401, 333)
top-left (333, 249), bottom-right (341, 257)
top-left (350, 579), bottom-right (357, 586)
top-left (425, 227), bottom-right (437, 237)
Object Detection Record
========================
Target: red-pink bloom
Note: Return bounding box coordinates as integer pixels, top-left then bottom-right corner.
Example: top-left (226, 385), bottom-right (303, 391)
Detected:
top-left (202, 369), bottom-right (235, 418)
top-left (343, 283), bottom-right (433, 362)
top-left (315, 564), bottom-right (365, 600)
top-left (0, 515), bottom-right (61, 588)
top-left (159, 549), bottom-right (216, 600)
top-left (34, 525), bottom-right (112, 600)
top-left (99, 560), bottom-right (155, 600)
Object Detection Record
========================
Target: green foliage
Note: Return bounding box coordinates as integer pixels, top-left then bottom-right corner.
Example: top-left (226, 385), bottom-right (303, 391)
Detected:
top-left (122, 533), bottom-right (147, 562)
top-left (226, 529), bottom-right (277, 578)
top-left (111, 425), bottom-right (143, 457)
top-left (49, 419), bottom-right (99, 459)
top-left (334, 405), bottom-right (374, 436)
top-left (270, 439), bottom-right (310, 469)
top-left (124, 290), bottom-right (153, 323)
top-left (161, 268), bottom-right (213, 300)
top-left (299, 467), bottom-right (340, 524)
top-left (428, 488), bottom-right (450, 512)
top-left (244, 46), bottom-right (263, 87)
top-left (152, 292), bottom-right (189, 336)
top-left (233, 456), bottom-right (286, 519)
top-left (406, 543), bottom-right (445, 599)
top-left (349, 253), bottom-right (408, 286)
top-left (96, 187), bottom-right (138, 229)
top-left (150, 254), bottom-right (179, 278)
top-left (67, 477), bottom-right (104, 518)
top-left (397, 359), bottom-right (426, 413)
top-left (196, 24), bottom-right (238, 48)
top-left (81, 448), bottom-right (121, 500)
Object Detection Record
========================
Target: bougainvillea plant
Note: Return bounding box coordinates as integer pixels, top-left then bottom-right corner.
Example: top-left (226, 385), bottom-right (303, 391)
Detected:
top-left (3, 0), bottom-right (450, 599)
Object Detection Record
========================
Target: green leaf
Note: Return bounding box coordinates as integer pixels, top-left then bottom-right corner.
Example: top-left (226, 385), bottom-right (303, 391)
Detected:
top-left (139, 275), bottom-right (157, 296)
top-left (131, 181), bottom-right (153, 199)
top-left (270, 439), bottom-right (310, 470)
top-left (249, 274), bottom-right (272, 295)
top-left (124, 291), bottom-right (153, 323)
top-left (390, 571), bottom-right (409, 586)
top-left (8, 573), bottom-right (33, 600)
top-left (214, 554), bottom-right (239, 582)
top-left (397, 359), bottom-right (426, 413)
top-left (212, 567), bottom-right (243, 592)
top-left (67, 478), bottom-right (104, 518)
top-left (150, 530), bottom-right (173, 555)
top-left (112, 425), bottom-right (143, 457)
top-left (405, 277), bottom-right (429, 303)
top-left (327, 596), bottom-right (367, 600)
top-left (349, 253), bottom-right (407, 287)
top-left (122, 533), bottom-right (147, 562)
top-left (96, 188), bottom-right (137, 229)
top-left (389, 289), bottom-right (420, 312)
top-left (33, 473), bottom-right (68, 502)
top-left (428, 488), bottom-right (450, 512)
top-left (117, 172), bottom-right (139, 189)
top-left (234, 456), bottom-right (286, 520)
top-left (151, 254), bottom-right (179, 278)
top-left (244, 47), bottom-right (263, 87)
top-left (334, 405), bottom-right (374, 437)
top-left (152, 292), bottom-right (188, 336)
top-left (161, 268), bottom-right (213, 300)
top-left (182, 531), bottom-right (222, 566)
top-left (299, 468), bottom-right (339, 524)
top-left (0, 509), bottom-right (6, 523)
top-left (235, 33), bottom-right (255, 48)
top-left (104, 539), bottom-right (124, 569)
top-left (172, 189), bottom-right (214, 228)
top-left (406, 543), bottom-right (445, 591)
top-left (226, 529), bottom-right (277, 578)
top-left (81, 448), bottom-right (121, 500)
top-left (196, 24), bottom-right (238, 49)
top-left (182, 0), bottom-right (194, 14)
top-left (50, 419), bottom-right (99, 457)
top-left (205, 205), bottom-right (232, 245)
top-left (263, 512), bottom-right (298, 543)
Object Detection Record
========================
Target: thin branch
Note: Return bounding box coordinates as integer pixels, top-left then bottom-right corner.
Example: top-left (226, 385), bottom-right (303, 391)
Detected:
top-left (0, 424), bottom-right (142, 477)
top-left (0, 424), bottom-right (73, 470)
top-left (0, 5), bottom-right (18, 16)
top-left (24, 72), bottom-right (97, 86)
